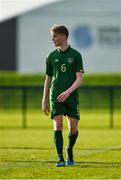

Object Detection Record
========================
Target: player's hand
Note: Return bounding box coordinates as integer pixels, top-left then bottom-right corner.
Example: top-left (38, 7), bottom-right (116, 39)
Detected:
top-left (42, 101), bottom-right (49, 115)
top-left (57, 90), bottom-right (70, 102)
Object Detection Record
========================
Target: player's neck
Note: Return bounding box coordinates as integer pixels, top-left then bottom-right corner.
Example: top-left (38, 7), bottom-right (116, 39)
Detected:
top-left (59, 42), bottom-right (69, 52)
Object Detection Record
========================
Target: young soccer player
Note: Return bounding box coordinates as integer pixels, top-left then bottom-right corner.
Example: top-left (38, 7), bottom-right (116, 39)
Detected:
top-left (42, 25), bottom-right (84, 167)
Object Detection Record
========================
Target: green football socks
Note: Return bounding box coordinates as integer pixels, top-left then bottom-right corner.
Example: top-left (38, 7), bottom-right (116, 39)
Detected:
top-left (68, 131), bottom-right (78, 148)
top-left (54, 131), bottom-right (64, 161)
top-left (67, 131), bottom-right (78, 160)
top-left (54, 131), bottom-right (78, 162)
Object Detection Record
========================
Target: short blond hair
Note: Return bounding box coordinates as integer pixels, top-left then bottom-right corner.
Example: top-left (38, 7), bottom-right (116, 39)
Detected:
top-left (51, 25), bottom-right (69, 38)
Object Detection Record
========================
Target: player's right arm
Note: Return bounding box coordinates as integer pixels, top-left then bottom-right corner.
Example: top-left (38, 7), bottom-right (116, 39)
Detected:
top-left (42, 75), bottom-right (52, 115)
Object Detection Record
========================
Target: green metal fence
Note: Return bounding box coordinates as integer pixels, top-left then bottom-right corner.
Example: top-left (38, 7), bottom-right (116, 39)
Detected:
top-left (0, 86), bottom-right (120, 128)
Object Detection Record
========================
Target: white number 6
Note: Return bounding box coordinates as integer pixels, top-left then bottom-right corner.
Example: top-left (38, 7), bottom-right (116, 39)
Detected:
top-left (61, 64), bottom-right (66, 72)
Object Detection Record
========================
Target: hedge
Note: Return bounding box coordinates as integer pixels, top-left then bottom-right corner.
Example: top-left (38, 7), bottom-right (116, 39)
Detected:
top-left (0, 72), bottom-right (120, 86)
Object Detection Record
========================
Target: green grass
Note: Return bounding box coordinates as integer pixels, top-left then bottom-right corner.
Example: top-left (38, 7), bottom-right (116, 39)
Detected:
top-left (0, 110), bottom-right (120, 128)
top-left (0, 113), bottom-right (121, 179)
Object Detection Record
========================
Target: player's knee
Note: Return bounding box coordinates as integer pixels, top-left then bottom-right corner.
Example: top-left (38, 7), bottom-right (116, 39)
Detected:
top-left (54, 123), bottom-right (63, 131)
top-left (70, 127), bottom-right (78, 135)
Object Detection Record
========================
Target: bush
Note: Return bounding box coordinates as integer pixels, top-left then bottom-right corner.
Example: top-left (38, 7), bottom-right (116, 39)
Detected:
top-left (0, 72), bottom-right (45, 86)
top-left (0, 72), bottom-right (120, 86)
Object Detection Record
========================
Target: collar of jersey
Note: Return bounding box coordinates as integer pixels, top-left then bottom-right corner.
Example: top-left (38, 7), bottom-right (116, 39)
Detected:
top-left (58, 45), bottom-right (70, 53)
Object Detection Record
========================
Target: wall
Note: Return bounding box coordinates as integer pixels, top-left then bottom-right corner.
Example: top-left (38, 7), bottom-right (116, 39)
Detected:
top-left (0, 18), bottom-right (16, 71)
top-left (17, 0), bottom-right (121, 73)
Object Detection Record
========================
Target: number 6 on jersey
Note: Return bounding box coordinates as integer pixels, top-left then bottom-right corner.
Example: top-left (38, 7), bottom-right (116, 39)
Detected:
top-left (61, 64), bottom-right (66, 72)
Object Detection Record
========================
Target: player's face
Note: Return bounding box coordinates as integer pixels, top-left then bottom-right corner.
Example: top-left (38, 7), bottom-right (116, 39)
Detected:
top-left (51, 32), bottom-right (64, 47)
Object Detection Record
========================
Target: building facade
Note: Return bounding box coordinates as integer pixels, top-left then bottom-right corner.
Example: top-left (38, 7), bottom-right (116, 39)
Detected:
top-left (0, 0), bottom-right (121, 73)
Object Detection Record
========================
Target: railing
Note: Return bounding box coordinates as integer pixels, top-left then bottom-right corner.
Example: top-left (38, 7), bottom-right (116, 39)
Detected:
top-left (0, 86), bottom-right (120, 128)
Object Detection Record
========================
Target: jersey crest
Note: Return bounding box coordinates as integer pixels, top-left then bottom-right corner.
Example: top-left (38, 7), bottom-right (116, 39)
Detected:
top-left (67, 58), bottom-right (73, 64)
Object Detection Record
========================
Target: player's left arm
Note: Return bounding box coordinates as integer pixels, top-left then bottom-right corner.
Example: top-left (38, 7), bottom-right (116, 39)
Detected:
top-left (57, 72), bottom-right (83, 102)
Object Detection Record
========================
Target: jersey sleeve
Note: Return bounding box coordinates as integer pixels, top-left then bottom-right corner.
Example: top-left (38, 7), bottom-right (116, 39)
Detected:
top-left (76, 53), bottom-right (84, 73)
top-left (46, 55), bottom-right (52, 76)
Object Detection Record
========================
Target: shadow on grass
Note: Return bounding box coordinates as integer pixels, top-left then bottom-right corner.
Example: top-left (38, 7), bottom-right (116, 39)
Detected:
top-left (75, 161), bottom-right (121, 168)
top-left (1, 160), bottom-right (121, 168)
top-left (0, 126), bottom-right (121, 129)
top-left (0, 146), bottom-right (121, 151)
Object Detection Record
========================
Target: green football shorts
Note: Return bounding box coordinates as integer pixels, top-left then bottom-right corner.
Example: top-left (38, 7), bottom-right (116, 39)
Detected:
top-left (50, 101), bottom-right (80, 120)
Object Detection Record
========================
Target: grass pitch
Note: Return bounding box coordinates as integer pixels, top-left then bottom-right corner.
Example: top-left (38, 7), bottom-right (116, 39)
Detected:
top-left (0, 113), bottom-right (121, 179)
top-left (0, 110), bottom-right (120, 128)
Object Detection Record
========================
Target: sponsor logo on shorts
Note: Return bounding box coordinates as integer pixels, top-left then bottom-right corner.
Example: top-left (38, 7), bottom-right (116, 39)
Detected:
top-left (77, 105), bottom-right (80, 115)
top-left (52, 108), bottom-right (56, 114)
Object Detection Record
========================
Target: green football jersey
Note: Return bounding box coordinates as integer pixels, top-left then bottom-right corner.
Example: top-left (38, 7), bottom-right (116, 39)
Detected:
top-left (46, 45), bottom-right (84, 103)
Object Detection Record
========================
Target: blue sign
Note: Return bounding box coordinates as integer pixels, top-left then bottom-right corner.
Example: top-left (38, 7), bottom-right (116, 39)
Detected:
top-left (73, 25), bottom-right (93, 48)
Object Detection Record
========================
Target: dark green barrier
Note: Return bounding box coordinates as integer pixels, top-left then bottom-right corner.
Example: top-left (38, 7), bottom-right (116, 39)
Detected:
top-left (0, 86), bottom-right (121, 128)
